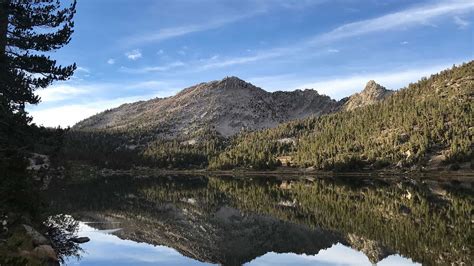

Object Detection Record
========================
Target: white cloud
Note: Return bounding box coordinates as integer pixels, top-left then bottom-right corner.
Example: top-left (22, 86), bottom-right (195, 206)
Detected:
top-left (197, 49), bottom-right (285, 70)
top-left (29, 94), bottom-right (158, 128)
top-left (328, 48), bottom-right (339, 53)
top-left (120, 61), bottom-right (186, 73)
top-left (124, 12), bottom-right (260, 46)
top-left (453, 15), bottom-right (470, 28)
top-left (37, 84), bottom-right (88, 103)
top-left (311, 1), bottom-right (474, 44)
top-left (107, 58), bottom-right (115, 65)
top-left (401, 41), bottom-right (409, 45)
top-left (125, 49), bottom-right (142, 60)
top-left (126, 81), bottom-right (167, 89)
top-left (76, 66), bottom-right (90, 73)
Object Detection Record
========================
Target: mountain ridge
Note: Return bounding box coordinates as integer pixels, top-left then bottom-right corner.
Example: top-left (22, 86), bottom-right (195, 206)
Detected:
top-left (73, 76), bottom-right (390, 137)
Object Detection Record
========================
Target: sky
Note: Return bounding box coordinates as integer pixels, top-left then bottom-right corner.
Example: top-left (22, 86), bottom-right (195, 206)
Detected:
top-left (27, 0), bottom-right (474, 127)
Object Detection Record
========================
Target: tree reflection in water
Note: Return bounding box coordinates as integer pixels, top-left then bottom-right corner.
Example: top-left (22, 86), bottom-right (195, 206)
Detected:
top-left (45, 173), bottom-right (473, 265)
top-left (44, 214), bottom-right (82, 263)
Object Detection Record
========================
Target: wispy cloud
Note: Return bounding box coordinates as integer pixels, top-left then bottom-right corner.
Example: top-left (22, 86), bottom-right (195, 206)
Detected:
top-left (124, 12), bottom-right (260, 47)
top-left (125, 49), bottom-right (142, 60)
top-left (107, 58), bottom-right (115, 65)
top-left (30, 94), bottom-right (159, 128)
top-left (126, 81), bottom-right (168, 89)
top-left (196, 50), bottom-right (284, 70)
top-left (453, 15), bottom-right (470, 28)
top-left (311, 0), bottom-right (474, 44)
top-left (76, 66), bottom-right (90, 73)
top-left (120, 61), bottom-right (186, 74)
top-left (37, 84), bottom-right (88, 103)
top-left (161, 1), bottom-right (474, 72)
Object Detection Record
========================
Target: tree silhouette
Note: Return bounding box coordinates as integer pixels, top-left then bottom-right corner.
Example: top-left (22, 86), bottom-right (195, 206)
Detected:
top-left (0, 0), bottom-right (76, 115)
top-left (0, 0), bottom-right (77, 178)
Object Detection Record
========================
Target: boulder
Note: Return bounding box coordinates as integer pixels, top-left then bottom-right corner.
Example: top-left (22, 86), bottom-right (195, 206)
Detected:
top-left (32, 245), bottom-right (58, 262)
top-left (22, 224), bottom-right (49, 246)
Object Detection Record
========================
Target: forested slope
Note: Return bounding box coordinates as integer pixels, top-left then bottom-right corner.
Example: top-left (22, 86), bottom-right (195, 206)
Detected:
top-left (209, 62), bottom-right (473, 170)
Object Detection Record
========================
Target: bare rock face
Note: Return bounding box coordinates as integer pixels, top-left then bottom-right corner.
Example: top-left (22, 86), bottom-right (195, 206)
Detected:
top-left (343, 80), bottom-right (394, 111)
top-left (74, 77), bottom-right (393, 139)
top-left (73, 76), bottom-right (339, 137)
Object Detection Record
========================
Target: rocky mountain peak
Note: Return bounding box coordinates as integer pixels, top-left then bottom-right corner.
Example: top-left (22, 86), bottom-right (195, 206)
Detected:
top-left (343, 80), bottom-right (394, 111)
top-left (221, 76), bottom-right (244, 83)
top-left (216, 76), bottom-right (255, 91)
top-left (362, 80), bottom-right (388, 95)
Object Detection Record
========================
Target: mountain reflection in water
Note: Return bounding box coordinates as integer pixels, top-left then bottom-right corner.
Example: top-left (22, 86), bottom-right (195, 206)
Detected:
top-left (45, 173), bottom-right (472, 265)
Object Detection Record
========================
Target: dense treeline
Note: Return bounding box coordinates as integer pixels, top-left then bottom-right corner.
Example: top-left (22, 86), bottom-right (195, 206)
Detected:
top-left (61, 130), bottom-right (140, 169)
top-left (143, 131), bottom-right (226, 169)
top-left (210, 62), bottom-right (473, 170)
top-left (61, 62), bottom-right (473, 171)
top-left (61, 128), bottom-right (227, 169)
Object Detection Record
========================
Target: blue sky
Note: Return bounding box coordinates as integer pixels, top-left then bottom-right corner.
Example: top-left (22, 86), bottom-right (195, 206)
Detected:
top-left (28, 0), bottom-right (474, 127)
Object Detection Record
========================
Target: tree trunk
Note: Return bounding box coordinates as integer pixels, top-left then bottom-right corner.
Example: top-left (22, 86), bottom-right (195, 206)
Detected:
top-left (0, 0), bottom-right (9, 57)
top-left (0, 0), bottom-right (10, 100)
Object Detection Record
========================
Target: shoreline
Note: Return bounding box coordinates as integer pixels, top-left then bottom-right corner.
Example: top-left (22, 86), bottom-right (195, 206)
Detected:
top-left (66, 163), bottom-right (474, 180)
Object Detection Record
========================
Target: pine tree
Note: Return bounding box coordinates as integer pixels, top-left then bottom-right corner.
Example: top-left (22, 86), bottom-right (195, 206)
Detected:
top-left (0, 0), bottom-right (77, 115)
top-left (0, 0), bottom-right (76, 169)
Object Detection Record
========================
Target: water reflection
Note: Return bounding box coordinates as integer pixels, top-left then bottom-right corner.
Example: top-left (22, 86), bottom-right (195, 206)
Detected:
top-left (45, 173), bottom-right (473, 265)
top-left (44, 214), bottom-right (83, 263)
top-left (246, 246), bottom-right (419, 266)
top-left (65, 222), bottom-right (418, 266)
top-left (65, 223), bottom-right (209, 266)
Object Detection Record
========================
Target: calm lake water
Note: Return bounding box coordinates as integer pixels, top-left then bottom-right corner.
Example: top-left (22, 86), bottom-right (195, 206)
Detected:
top-left (44, 173), bottom-right (473, 265)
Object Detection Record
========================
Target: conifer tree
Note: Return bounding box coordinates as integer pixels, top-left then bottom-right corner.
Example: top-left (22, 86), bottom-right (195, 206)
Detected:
top-left (0, 0), bottom-right (76, 168)
top-left (0, 0), bottom-right (77, 115)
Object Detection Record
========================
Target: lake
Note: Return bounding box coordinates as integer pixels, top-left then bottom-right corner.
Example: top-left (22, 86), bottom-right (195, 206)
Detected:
top-left (44, 172), bottom-right (473, 265)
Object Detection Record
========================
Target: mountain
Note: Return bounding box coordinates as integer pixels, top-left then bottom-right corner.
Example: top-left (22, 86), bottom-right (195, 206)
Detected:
top-left (74, 76), bottom-right (341, 137)
top-left (342, 80), bottom-right (394, 111)
top-left (65, 62), bottom-right (472, 171)
top-left (209, 62), bottom-right (473, 170)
